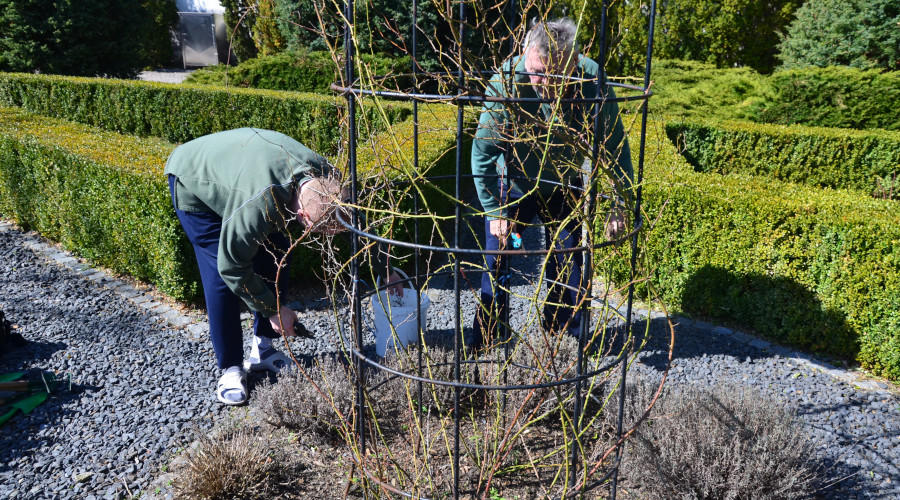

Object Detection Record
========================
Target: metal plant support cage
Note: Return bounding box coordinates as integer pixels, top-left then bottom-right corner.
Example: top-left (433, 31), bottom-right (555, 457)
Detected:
top-left (332, 1), bottom-right (657, 498)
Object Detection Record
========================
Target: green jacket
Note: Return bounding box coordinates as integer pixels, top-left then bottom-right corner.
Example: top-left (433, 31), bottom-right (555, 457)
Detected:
top-left (471, 54), bottom-right (634, 219)
top-left (165, 128), bottom-right (330, 317)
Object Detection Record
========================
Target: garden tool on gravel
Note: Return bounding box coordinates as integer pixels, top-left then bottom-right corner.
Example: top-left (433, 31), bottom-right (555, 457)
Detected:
top-left (0, 370), bottom-right (58, 393)
top-left (0, 371), bottom-right (58, 427)
top-left (0, 391), bottom-right (48, 426)
top-left (293, 319), bottom-right (315, 339)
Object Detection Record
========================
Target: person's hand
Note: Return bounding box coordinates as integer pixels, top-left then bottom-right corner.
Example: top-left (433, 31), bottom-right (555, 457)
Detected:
top-left (605, 207), bottom-right (627, 240)
top-left (489, 218), bottom-right (513, 241)
top-left (386, 270), bottom-right (405, 298)
top-left (269, 305), bottom-right (298, 337)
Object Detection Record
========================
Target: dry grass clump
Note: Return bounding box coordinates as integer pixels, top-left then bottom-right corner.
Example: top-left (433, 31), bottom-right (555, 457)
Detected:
top-left (617, 380), bottom-right (822, 499)
top-left (251, 354), bottom-right (357, 441)
top-left (172, 426), bottom-right (290, 500)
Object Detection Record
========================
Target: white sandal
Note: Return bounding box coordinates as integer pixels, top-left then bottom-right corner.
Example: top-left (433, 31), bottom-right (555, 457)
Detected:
top-left (216, 366), bottom-right (247, 405)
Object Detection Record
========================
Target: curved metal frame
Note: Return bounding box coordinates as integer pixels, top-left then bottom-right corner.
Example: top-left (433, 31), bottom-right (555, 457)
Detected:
top-left (338, 2), bottom-right (657, 498)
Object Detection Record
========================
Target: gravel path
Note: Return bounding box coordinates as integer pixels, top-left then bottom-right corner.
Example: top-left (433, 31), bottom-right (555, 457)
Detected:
top-left (1, 221), bottom-right (898, 498)
top-left (0, 227), bottom-right (222, 499)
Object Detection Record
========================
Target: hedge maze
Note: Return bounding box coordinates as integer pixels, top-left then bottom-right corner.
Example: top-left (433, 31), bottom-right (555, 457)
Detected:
top-left (0, 69), bottom-right (898, 381)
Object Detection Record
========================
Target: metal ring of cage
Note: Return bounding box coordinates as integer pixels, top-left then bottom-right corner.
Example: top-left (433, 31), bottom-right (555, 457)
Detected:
top-left (331, 72), bottom-right (653, 105)
top-left (347, 267), bottom-right (632, 391)
top-left (334, 173), bottom-right (644, 256)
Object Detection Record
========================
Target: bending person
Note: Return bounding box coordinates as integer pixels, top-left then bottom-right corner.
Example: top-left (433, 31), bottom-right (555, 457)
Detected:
top-left (166, 128), bottom-right (400, 405)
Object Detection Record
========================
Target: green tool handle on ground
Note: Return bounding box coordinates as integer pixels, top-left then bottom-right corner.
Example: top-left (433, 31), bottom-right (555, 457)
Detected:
top-left (0, 391), bottom-right (49, 427)
top-left (0, 371), bottom-right (57, 393)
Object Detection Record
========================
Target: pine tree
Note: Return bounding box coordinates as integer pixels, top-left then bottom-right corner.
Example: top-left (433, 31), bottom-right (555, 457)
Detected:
top-left (778, 0), bottom-right (900, 71)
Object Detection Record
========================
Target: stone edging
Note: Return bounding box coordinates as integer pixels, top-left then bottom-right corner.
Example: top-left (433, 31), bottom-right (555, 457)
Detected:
top-left (0, 220), bottom-right (210, 343)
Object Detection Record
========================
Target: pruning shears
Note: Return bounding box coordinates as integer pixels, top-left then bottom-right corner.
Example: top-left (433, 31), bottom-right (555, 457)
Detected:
top-left (509, 232), bottom-right (523, 249)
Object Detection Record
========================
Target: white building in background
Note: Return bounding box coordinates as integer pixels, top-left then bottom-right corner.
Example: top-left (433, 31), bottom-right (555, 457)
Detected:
top-left (174, 0), bottom-right (230, 67)
top-left (175, 0), bottom-right (225, 14)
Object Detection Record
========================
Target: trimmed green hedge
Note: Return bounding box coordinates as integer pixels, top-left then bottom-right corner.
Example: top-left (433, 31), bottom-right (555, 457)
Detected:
top-left (185, 50), bottom-right (412, 94)
top-left (612, 120), bottom-right (900, 381)
top-left (647, 60), bottom-right (771, 122)
top-left (757, 66), bottom-right (900, 131)
top-left (0, 72), bottom-right (410, 153)
top-left (666, 119), bottom-right (900, 196)
top-left (0, 106), bottom-right (198, 301)
top-left (647, 62), bottom-right (900, 133)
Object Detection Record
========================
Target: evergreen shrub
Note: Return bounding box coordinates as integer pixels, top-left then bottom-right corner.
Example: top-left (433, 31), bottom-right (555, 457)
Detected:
top-left (0, 0), bottom-right (177, 78)
top-left (647, 60), bottom-right (771, 121)
top-left (613, 0), bottom-right (800, 75)
top-left (757, 66), bottom-right (900, 131)
top-left (778, 0), bottom-right (900, 72)
top-left (0, 72), bottom-right (411, 153)
top-left (666, 119), bottom-right (900, 196)
top-left (609, 121), bottom-right (900, 381)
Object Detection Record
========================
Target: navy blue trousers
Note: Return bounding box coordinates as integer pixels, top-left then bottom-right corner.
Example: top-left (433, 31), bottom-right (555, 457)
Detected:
top-left (169, 176), bottom-right (288, 369)
top-left (472, 182), bottom-right (584, 348)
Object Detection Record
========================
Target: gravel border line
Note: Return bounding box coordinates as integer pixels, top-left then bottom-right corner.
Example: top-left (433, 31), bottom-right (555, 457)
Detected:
top-left (4, 218), bottom-right (890, 395)
top-left (2, 218), bottom-right (893, 396)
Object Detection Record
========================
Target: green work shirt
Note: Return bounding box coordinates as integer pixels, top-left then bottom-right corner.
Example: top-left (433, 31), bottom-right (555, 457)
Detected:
top-left (471, 54), bottom-right (634, 219)
top-left (165, 128), bottom-right (330, 317)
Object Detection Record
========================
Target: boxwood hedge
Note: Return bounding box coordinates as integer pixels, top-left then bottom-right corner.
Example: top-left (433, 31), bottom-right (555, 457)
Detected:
top-left (185, 50), bottom-right (412, 94)
top-left (0, 101), bottom-right (464, 303)
top-left (757, 66), bottom-right (900, 131)
top-left (666, 119), bottom-right (900, 196)
top-left (0, 106), bottom-right (198, 301)
top-left (613, 121), bottom-right (900, 381)
top-left (0, 72), bottom-right (410, 153)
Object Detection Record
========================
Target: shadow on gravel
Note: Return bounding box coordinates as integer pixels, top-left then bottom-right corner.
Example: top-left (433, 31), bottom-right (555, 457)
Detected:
top-left (0, 379), bottom-right (101, 474)
top-left (800, 400), bottom-right (900, 498)
top-left (622, 314), bottom-right (803, 373)
top-left (680, 265), bottom-right (858, 361)
top-left (0, 339), bottom-right (67, 366)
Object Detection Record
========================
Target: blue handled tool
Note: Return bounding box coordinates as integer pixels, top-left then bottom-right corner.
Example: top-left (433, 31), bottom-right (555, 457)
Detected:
top-left (510, 232), bottom-right (523, 249)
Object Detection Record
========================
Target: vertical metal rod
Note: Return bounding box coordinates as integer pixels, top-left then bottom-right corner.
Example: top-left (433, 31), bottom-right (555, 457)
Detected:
top-left (569, 0), bottom-right (610, 489)
top-left (412, 0), bottom-right (423, 443)
top-left (452, 2), bottom-right (466, 498)
top-left (345, 0), bottom-right (365, 465)
top-left (500, 0), bottom-right (517, 405)
top-left (610, 1), bottom-right (656, 499)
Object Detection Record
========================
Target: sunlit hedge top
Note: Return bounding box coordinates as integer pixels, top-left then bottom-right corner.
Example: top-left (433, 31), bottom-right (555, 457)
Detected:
top-left (0, 72), bottom-right (411, 152)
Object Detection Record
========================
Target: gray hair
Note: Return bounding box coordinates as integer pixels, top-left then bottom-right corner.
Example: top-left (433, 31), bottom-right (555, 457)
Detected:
top-left (522, 18), bottom-right (578, 59)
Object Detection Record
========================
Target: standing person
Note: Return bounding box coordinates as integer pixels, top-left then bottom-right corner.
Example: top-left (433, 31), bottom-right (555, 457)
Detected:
top-left (166, 128), bottom-right (400, 405)
top-left (470, 18), bottom-right (634, 349)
